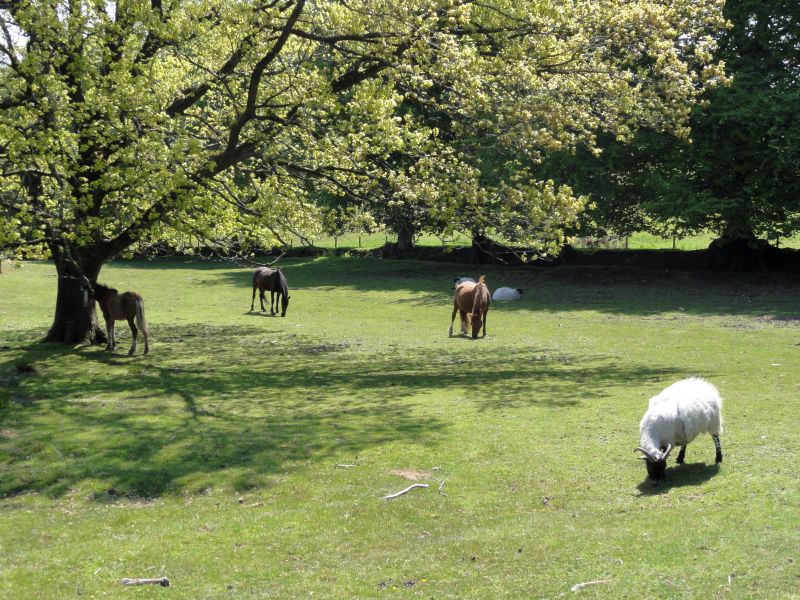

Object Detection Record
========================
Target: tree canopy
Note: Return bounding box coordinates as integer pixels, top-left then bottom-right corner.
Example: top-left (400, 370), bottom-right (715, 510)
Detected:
top-left (0, 0), bottom-right (726, 343)
top-left (542, 0), bottom-right (800, 246)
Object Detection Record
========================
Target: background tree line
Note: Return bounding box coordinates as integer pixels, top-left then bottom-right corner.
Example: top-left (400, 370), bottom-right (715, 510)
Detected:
top-left (175, 0), bottom-right (799, 266)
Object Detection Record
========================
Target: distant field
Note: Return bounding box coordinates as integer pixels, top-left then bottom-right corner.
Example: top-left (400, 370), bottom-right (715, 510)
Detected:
top-left (1, 258), bottom-right (799, 598)
top-left (296, 231), bottom-right (800, 251)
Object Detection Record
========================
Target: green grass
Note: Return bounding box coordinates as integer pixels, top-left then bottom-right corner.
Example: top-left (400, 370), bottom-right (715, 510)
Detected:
top-left (1, 258), bottom-right (799, 599)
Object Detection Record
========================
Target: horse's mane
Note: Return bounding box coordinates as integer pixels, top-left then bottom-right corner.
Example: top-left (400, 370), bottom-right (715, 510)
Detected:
top-left (276, 269), bottom-right (289, 296)
top-left (92, 281), bottom-right (118, 295)
top-left (468, 275), bottom-right (489, 315)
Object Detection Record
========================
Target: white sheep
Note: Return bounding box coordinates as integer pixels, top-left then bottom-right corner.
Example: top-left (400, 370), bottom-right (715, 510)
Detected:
top-left (492, 287), bottom-right (523, 301)
top-left (635, 377), bottom-right (723, 482)
top-left (453, 276), bottom-right (475, 288)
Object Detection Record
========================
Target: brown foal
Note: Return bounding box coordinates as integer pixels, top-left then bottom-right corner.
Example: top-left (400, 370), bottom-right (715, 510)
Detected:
top-left (92, 282), bottom-right (150, 355)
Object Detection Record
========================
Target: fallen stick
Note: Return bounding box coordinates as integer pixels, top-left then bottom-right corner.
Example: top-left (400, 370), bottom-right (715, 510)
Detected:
top-left (384, 483), bottom-right (429, 500)
top-left (570, 579), bottom-right (610, 593)
top-left (121, 577), bottom-right (170, 587)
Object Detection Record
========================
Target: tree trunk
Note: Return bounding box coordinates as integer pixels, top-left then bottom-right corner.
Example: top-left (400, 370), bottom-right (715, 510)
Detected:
top-left (44, 248), bottom-right (107, 345)
top-left (471, 231), bottom-right (491, 264)
top-left (705, 234), bottom-right (772, 272)
top-left (381, 213), bottom-right (415, 258)
top-left (395, 220), bottom-right (415, 255)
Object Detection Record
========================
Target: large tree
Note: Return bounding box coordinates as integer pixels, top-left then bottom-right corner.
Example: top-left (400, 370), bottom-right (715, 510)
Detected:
top-left (542, 0), bottom-right (800, 252)
top-left (0, 0), bottom-right (726, 345)
top-left (687, 0), bottom-right (800, 244)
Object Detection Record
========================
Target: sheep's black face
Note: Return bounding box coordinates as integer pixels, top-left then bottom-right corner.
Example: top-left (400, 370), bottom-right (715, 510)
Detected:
top-left (645, 458), bottom-right (667, 483)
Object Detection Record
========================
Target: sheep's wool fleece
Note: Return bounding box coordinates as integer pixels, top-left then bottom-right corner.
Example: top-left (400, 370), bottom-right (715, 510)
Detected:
top-left (640, 378), bottom-right (723, 448)
top-left (454, 277), bottom-right (475, 288)
top-left (492, 287), bottom-right (521, 301)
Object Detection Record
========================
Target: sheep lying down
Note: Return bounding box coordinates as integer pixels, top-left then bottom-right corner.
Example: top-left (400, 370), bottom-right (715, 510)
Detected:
top-left (636, 377), bottom-right (723, 483)
top-left (492, 287), bottom-right (523, 301)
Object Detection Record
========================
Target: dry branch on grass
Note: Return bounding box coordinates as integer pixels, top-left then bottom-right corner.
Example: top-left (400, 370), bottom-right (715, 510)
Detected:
top-left (121, 577), bottom-right (170, 587)
top-left (384, 483), bottom-right (429, 500)
top-left (570, 579), bottom-right (610, 592)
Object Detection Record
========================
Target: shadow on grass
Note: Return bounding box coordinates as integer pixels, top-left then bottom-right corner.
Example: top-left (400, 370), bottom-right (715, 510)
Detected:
top-left (636, 463), bottom-right (722, 495)
top-left (0, 324), bottom-right (683, 500)
top-left (25, 257), bottom-right (800, 320)
top-left (244, 310), bottom-right (279, 317)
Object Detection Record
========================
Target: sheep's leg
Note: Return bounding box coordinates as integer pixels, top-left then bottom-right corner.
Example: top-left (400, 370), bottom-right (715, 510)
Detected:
top-left (712, 434), bottom-right (723, 463)
top-left (676, 445), bottom-right (686, 464)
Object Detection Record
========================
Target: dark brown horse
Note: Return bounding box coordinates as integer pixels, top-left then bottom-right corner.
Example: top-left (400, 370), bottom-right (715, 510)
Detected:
top-left (448, 275), bottom-right (490, 339)
top-left (251, 267), bottom-right (290, 317)
top-left (92, 282), bottom-right (149, 355)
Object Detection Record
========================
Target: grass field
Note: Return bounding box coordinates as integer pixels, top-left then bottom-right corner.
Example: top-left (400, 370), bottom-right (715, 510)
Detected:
top-left (1, 257), bottom-right (799, 599)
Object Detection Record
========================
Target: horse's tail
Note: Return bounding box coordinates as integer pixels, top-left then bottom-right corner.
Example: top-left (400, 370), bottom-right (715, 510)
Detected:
top-left (135, 297), bottom-right (149, 336)
top-left (478, 275), bottom-right (486, 284)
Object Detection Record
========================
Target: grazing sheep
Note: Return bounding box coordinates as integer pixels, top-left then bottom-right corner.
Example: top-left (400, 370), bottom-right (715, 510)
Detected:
top-left (453, 276), bottom-right (475, 288)
top-left (635, 377), bottom-right (723, 483)
top-left (492, 287), bottom-right (523, 301)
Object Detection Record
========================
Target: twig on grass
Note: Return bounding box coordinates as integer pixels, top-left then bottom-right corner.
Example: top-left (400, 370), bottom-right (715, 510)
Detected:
top-left (335, 463), bottom-right (358, 468)
top-left (570, 579), bottom-right (611, 593)
top-left (384, 483), bottom-right (429, 500)
top-left (121, 577), bottom-right (170, 587)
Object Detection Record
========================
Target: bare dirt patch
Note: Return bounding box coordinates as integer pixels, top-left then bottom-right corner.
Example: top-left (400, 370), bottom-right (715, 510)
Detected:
top-left (390, 469), bottom-right (432, 481)
top-left (0, 429), bottom-right (19, 439)
top-left (725, 315), bottom-right (800, 329)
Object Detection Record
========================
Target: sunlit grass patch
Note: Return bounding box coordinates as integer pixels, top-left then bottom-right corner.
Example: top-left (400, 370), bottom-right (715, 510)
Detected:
top-left (1, 258), bottom-right (798, 598)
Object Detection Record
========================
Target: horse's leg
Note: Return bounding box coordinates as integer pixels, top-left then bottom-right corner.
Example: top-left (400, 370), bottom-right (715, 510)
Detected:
top-left (104, 318), bottom-right (113, 350)
top-left (127, 316), bottom-right (137, 355)
top-left (259, 289), bottom-right (267, 312)
top-left (269, 290), bottom-right (276, 315)
top-left (106, 319), bottom-right (115, 350)
top-left (482, 308), bottom-right (488, 337)
top-left (251, 284), bottom-right (257, 311)
top-left (448, 301), bottom-right (459, 336)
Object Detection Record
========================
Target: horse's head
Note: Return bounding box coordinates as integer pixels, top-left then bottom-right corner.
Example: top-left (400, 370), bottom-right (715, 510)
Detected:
top-left (91, 281), bottom-right (117, 302)
top-left (470, 310), bottom-right (483, 338)
top-left (280, 294), bottom-right (290, 317)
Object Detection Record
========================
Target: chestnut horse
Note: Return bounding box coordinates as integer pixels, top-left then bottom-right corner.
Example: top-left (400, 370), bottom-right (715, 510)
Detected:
top-left (448, 275), bottom-right (490, 339)
top-left (91, 282), bottom-right (149, 355)
top-left (250, 267), bottom-right (291, 317)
